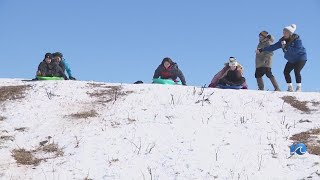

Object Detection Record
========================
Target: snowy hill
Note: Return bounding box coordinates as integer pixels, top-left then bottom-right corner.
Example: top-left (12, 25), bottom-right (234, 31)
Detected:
top-left (0, 78), bottom-right (320, 180)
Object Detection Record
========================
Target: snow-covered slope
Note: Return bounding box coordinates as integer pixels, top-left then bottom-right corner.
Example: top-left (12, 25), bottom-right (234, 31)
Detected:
top-left (0, 79), bottom-right (319, 180)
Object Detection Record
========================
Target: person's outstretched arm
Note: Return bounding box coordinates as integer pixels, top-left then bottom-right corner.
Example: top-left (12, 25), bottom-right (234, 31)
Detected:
top-left (38, 62), bottom-right (47, 76)
top-left (153, 66), bottom-right (161, 79)
top-left (177, 69), bottom-right (186, 85)
top-left (260, 40), bottom-right (282, 52)
top-left (61, 59), bottom-right (73, 78)
top-left (55, 64), bottom-right (68, 80)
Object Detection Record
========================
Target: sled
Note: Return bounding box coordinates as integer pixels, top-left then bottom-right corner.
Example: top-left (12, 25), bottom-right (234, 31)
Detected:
top-left (152, 78), bottom-right (182, 85)
top-left (36, 76), bottom-right (64, 80)
top-left (216, 84), bottom-right (243, 89)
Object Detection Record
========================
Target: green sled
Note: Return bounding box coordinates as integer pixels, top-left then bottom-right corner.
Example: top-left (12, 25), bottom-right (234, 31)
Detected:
top-left (36, 76), bottom-right (64, 80)
top-left (152, 78), bottom-right (182, 85)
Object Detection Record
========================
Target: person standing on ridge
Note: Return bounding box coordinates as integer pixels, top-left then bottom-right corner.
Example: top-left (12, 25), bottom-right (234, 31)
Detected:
top-left (256, 24), bottom-right (307, 92)
top-left (255, 31), bottom-right (280, 91)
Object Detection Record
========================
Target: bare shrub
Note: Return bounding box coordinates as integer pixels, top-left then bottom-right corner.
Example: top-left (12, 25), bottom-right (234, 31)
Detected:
top-left (108, 158), bottom-right (119, 166)
top-left (0, 85), bottom-right (31, 103)
top-left (11, 148), bottom-right (41, 165)
top-left (69, 110), bottom-right (98, 119)
top-left (127, 117), bottom-right (136, 124)
top-left (281, 96), bottom-right (311, 113)
top-left (111, 121), bottom-right (121, 128)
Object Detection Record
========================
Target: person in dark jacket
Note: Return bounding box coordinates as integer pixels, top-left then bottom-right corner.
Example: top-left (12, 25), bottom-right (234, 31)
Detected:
top-left (255, 31), bottom-right (280, 91)
top-left (52, 55), bottom-right (66, 73)
top-left (256, 24), bottom-right (307, 92)
top-left (37, 53), bottom-right (68, 80)
top-left (218, 60), bottom-right (245, 86)
top-left (153, 57), bottom-right (187, 85)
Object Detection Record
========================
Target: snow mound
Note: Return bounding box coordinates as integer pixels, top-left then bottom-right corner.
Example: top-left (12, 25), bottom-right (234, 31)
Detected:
top-left (0, 79), bottom-right (320, 179)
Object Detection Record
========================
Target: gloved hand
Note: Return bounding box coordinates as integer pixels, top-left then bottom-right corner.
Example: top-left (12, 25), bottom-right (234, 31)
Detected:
top-left (69, 76), bottom-right (76, 80)
top-left (281, 40), bottom-right (286, 49)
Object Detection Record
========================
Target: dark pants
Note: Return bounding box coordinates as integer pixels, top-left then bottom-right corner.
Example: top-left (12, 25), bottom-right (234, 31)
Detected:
top-left (218, 77), bottom-right (245, 86)
top-left (283, 61), bottom-right (306, 83)
top-left (255, 67), bottom-right (274, 78)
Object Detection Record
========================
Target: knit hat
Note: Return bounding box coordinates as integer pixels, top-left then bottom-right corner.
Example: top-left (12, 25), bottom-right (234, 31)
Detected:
top-left (259, 31), bottom-right (268, 37)
top-left (224, 57), bottom-right (237, 66)
top-left (284, 24), bottom-right (297, 34)
top-left (229, 57), bottom-right (237, 63)
top-left (229, 61), bottom-right (238, 67)
top-left (44, 53), bottom-right (53, 59)
top-left (53, 52), bottom-right (63, 58)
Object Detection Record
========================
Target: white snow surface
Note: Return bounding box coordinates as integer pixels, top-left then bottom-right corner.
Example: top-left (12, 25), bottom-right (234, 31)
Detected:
top-left (0, 78), bottom-right (319, 180)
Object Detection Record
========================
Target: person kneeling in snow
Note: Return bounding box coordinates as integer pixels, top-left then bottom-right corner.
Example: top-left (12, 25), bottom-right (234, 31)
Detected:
top-left (36, 53), bottom-right (68, 80)
top-left (153, 57), bottom-right (187, 85)
top-left (218, 60), bottom-right (245, 87)
top-left (209, 57), bottom-right (247, 89)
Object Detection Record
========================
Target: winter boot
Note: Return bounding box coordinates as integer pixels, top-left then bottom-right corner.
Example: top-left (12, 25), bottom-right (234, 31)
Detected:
top-left (256, 78), bottom-right (264, 90)
top-left (270, 77), bottom-right (281, 91)
top-left (296, 83), bottom-right (302, 92)
top-left (287, 83), bottom-right (293, 92)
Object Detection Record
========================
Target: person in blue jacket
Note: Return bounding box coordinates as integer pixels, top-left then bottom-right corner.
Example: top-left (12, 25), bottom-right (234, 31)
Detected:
top-left (52, 52), bottom-right (76, 80)
top-left (256, 24), bottom-right (307, 92)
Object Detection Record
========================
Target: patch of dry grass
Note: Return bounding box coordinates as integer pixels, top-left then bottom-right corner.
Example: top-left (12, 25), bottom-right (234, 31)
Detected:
top-left (69, 110), bottom-right (98, 119)
top-left (14, 127), bottom-right (28, 132)
top-left (312, 101), bottom-right (320, 107)
top-left (0, 85), bottom-right (31, 103)
top-left (11, 141), bottom-right (64, 166)
top-left (11, 148), bottom-right (41, 166)
top-left (40, 142), bottom-right (64, 156)
top-left (87, 83), bottom-right (107, 88)
top-left (290, 128), bottom-right (320, 156)
top-left (87, 84), bottom-right (134, 103)
top-left (0, 135), bottom-right (15, 142)
top-left (281, 96), bottom-right (311, 113)
top-left (0, 116), bottom-right (5, 121)
top-left (308, 144), bottom-right (320, 156)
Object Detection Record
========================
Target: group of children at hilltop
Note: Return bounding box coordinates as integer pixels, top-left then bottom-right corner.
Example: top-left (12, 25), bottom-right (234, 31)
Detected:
top-left (36, 24), bottom-right (307, 92)
top-left (151, 24), bottom-right (307, 92)
top-left (36, 52), bottom-right (76, 80)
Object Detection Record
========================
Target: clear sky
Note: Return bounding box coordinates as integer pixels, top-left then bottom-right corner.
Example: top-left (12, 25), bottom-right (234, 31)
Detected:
top-left (1, 0), bottom-right (319, 91)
